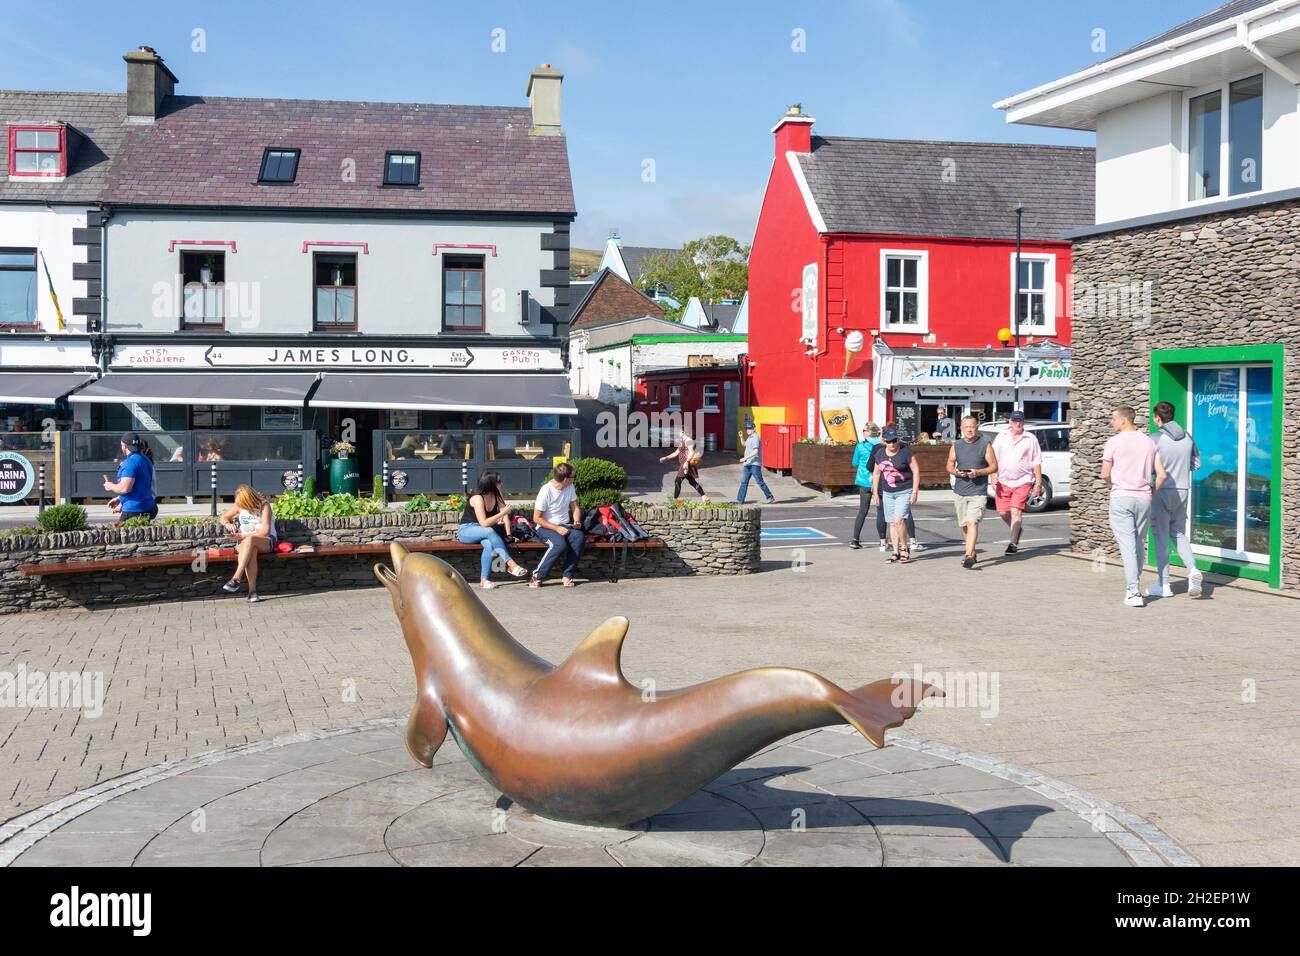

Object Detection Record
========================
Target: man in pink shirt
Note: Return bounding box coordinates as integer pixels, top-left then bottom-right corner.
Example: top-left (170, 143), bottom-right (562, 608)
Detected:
top-left (991, 410), bottom-right (1042, 555)
top-left (1101, 405), bottom-right (1167, 607)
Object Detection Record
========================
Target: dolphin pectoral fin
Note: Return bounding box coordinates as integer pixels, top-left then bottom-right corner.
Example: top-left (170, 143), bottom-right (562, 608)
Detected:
top-left (834, 679), bottom-right (944, 748)
top-left (550, 616), bottom-right (633, 689)
top-left (405, 693), bottom-right (448, 768)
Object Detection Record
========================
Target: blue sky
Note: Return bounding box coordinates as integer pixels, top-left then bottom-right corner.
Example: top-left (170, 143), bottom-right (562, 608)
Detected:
top-left (2, 0), bottom-right (1213, 249)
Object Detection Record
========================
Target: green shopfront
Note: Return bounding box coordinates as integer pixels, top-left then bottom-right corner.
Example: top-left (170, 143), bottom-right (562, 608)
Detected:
top-left (1151, 345), bottom-right (1284, 589)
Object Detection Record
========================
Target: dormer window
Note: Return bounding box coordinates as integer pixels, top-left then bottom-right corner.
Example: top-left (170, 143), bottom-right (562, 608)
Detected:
top-left (384, 151), bottom-right (420, 186)
top-left (7, 126), bottom-right (66, 178)
top-left (258, 148), bottom-right (300, 183)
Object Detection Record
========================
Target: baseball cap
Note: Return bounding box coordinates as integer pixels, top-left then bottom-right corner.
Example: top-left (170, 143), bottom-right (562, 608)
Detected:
top-left (1008, 410), bottom-right (1026, 421)
top-left (882, 427), bottom-right (899, 442)
top-left (121, 431), bottom-right (143, 450)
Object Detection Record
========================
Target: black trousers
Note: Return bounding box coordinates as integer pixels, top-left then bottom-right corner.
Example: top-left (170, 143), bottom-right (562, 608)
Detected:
top-left (673, 473), bottom-right (706, 499)
top-left (853, 486), bottom-right (872, 541)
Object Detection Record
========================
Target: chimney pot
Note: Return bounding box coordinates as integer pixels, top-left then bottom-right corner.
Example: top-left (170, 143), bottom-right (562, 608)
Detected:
top-left (771, 104), bottom-right (815, 156)
top-left (123, 46), bottom-right (178, 124)
top-left (526, 64), bottom-right (564, 137)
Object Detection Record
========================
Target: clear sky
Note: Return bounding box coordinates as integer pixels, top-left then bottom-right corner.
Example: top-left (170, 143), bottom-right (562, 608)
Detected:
top-left (2, 0), bottom-right (1214, 249)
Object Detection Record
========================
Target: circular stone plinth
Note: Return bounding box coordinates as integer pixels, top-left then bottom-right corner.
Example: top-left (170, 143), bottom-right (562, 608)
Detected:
top-left (0, 721), bottom-right (1193, 867)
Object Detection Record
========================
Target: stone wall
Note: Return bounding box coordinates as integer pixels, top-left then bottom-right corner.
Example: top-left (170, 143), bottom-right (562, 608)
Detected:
top-left (1071, 200), bottom-right (1299, 589)
top-left (0, 506), bottom-right (761, 613)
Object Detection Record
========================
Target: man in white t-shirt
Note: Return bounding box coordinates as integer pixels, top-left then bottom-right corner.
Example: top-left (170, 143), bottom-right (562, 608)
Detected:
top-left (531, 462), bottom-right (585, 587)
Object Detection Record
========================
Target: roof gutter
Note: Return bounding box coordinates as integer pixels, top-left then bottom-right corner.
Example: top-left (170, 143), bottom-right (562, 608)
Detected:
top-left (993, 0), bottom-right (1300, 111)
top-left (1238, 19), bottom-right (1300, 83)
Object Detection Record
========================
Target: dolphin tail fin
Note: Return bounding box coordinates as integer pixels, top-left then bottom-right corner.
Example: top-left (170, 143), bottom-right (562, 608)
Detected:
top-left (405, 692), bottom-right (447, 768)
top-left (832, 679), bottom-right (943, 748)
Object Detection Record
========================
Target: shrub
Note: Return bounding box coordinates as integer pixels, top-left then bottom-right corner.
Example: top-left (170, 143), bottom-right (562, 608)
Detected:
top-left (37, 503), bottom-right (87, 532)
top-left (373, 474), bottom-right (384, 499)
top-left (570, 457), bottom-right (627, 511)
top-left (302, 476), bottom-right (316, 498)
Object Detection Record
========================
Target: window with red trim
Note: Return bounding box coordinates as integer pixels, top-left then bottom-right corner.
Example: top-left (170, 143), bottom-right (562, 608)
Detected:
top-left (7, 126), bottom-right (66, 178)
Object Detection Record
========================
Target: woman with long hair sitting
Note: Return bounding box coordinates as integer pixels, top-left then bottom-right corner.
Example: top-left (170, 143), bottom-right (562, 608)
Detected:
top-left (456, 470), bottom-right (530, 589)
top-left (219, 485), bottom-right (277, 603)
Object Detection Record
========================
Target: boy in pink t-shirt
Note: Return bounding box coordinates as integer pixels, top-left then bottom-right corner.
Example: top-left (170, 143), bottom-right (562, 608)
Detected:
top-left (1101, 406), bottom-right (1167, 607)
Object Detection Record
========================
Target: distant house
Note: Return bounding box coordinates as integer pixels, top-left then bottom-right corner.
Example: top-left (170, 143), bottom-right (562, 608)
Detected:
top-left (680, 295), bottom-right (744, 332)
top-left (569, 268), bottom-right (663, 331)
top-left (575, 325), bottom-right (747, 406)
top-left (598, 233), bottom-right (681, 307)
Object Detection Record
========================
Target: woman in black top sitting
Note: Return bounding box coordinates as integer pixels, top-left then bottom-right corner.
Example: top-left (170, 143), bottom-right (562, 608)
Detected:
top-left (455, 470), bottom-right (531, 589)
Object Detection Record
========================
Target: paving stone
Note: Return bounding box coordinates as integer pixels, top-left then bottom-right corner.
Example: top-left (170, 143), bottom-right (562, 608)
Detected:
top-left (758, 826), bottom-right (885, 866)
top-left (879, 834), bottom-right (1007, 865)
top-left (389, 834), bottom-right (535, 867)
top-left (1003, 836), bottom-right (1132, 867)
top-left (262, 823), bottom-right (390, 867)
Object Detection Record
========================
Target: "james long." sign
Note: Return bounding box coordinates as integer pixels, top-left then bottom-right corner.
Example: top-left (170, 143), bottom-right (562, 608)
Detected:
top-left (111, 343), bottom-right (562, 372)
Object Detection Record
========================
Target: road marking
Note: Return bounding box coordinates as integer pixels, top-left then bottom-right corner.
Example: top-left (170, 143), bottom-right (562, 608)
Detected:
top-left (760, 542), bottom-right (841, 551)
top-left (760, 527), bottom-right (835, 540)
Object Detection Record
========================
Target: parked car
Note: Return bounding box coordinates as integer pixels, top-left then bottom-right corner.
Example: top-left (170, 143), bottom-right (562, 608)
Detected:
top-left (975, 420), bottom-right (1073, 513)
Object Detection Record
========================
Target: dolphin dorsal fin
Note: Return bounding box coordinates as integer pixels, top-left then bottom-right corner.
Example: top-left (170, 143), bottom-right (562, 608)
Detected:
top-left (552, 617), bottom-right (632, 689)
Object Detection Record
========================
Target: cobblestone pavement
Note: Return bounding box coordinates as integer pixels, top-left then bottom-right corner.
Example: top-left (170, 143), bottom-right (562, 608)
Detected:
top-left (1, 724), bottom-right (1157, 867)
top-left (1, 513), bottom-right (1296, 865)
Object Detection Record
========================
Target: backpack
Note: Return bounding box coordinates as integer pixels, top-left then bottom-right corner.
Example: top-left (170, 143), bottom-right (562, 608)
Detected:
top-left (507, 514), bottom-right (537, 542)
top-left (596, 503), bottom-right (649, 543)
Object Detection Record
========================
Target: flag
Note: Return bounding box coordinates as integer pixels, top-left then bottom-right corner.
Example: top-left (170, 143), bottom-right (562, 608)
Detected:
top-left (39, 250), bottom-right (65, 331)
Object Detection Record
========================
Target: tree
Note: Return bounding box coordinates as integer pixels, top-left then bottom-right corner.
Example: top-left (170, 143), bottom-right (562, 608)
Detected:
top-left (636, 235), bottom-right (750, 320)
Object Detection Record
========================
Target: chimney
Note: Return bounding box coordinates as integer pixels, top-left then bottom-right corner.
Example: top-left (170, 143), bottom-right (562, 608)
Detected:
top-left (526, 64), bottom-right (564, 136)
top-left (772, 103), bottom-right (814, 156)
top-left (123, 46), bottom-right (178, 123)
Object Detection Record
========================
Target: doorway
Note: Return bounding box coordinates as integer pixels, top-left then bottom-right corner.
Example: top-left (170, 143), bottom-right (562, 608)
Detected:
top-left (328, 408), bottom-right (383, 484)
top-left (917, 399), bottom-right (967, 439)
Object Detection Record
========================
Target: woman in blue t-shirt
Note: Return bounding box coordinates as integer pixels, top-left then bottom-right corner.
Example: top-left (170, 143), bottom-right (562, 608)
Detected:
top-left (103, 431), bottom-right (157, 524)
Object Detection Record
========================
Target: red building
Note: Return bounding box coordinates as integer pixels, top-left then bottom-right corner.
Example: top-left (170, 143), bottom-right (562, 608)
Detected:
top-left (746, 107), bottom-right (1094, 439)
top-left (635, 363), bottom-right (740, 451)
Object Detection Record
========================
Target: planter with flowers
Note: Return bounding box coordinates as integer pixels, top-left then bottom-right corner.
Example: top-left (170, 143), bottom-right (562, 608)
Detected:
top-left (791, 438), bottom-right (857, 491)
top-left (328, 440), bottom-right (360, 495)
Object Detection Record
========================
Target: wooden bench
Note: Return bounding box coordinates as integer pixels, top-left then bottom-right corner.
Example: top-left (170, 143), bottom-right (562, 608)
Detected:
top-left (19, 538), bottom-right (665, 585)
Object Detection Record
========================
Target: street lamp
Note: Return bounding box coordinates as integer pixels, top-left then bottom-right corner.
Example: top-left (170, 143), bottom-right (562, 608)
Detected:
top-left (1013, 202), bottom-right (1024, 414)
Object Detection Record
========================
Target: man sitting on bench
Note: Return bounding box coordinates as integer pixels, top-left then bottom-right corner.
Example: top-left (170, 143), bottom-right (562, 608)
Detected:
top-left (530, 462), bottom-right (584, 589)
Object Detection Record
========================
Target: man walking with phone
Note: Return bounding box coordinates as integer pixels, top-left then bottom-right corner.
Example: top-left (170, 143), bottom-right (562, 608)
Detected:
top-left (947, 415), bottom-right (998, 568)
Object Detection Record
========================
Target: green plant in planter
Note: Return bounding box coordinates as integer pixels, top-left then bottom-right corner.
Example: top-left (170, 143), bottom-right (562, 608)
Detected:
top-left (664, 496), bottom-right (737, 509)
top-left (37, 503), bottom-right (88, 532)
top-left (117, 515), bottom-right (154, 528)
top-left (272, 490), bottom-right (323, 520)
top-left (373, 474), bottom-right (385, 499)
top-left (404, 494), bottom-right (432, 513)
top-left (302, 476), bottom-right (316, 498)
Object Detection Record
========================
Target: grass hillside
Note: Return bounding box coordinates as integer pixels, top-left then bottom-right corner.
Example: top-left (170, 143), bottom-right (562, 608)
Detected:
top-left (570, 247), bottom-right (602, 279)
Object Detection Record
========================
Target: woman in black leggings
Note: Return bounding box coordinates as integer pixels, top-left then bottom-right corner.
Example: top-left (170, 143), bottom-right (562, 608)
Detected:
top-left (850, 424), bottom-right (880, 548)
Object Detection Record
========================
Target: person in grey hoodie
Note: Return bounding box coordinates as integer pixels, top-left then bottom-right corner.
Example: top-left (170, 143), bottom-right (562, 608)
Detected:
top-left (1149, 401), bottom-right (1204, 598)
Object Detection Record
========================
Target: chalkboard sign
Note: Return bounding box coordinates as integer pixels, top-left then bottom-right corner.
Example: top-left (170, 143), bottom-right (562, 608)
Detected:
top-left (893, 403), bottom-right (919, 443)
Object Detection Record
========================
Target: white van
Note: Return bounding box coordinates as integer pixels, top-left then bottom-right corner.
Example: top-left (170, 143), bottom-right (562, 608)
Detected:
top-left (976, 420), bottom-right (1073, 513)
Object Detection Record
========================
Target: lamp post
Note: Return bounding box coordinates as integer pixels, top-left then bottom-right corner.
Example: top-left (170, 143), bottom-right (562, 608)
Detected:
top-left (1013, 202), bottom-right (1024, 414)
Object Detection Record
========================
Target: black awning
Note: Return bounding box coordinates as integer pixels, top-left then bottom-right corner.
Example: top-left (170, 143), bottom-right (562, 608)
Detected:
top-left (67, 373), bottom-right (319, 407)
top-left (0, 372), bottom-right (98, 404)
top-left (310, 373), bottom-right (578, 415)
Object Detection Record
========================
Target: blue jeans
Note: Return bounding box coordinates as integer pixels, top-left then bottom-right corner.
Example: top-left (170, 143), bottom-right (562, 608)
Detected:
top-left (736, 463), bottom-right (774, 503)
top-left (457, 523), bottom-right (512, 580)
top-left (534, 525), bottom-right (586, 582)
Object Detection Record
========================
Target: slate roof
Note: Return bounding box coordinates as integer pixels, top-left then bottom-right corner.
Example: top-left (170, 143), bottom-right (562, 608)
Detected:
top-left (0, 91), bottom-right (130, 203)
top-left (1105, 0), bottom-right (1275, 61)
top-left (794, 137), bottom-right (1094, 242)
top-left (619, 245), bottom-right (678, 284)
top-left (104, 95), bottom-right (575, 215)
top-left (701, 302), bottom-right (740, 330)
top-left (569, 268), bottom-right (665, 330)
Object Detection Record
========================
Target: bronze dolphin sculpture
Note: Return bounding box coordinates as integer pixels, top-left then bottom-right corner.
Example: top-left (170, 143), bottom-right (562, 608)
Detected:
top-left (375, 543), bottom-right (941, 827)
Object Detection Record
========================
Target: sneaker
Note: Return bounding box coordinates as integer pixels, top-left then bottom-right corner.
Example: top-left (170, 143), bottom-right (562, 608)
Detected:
top-left (878, 541), bottom-right (888, 552)
top-left (222, 579), bottom-right (240, 593)
top-left (1124, 593), bottom-right (1144, 608)
top-left (910, 538), bottom-right (925, 552)
top-left (1005, 543), bottom-right (1019, 555)
top-left (1188, 570), bottom-right (1204, 597)
top-left (1145, 584), bottom-right (1173, 598)
top-left (765, 497), bottom-right (777, 505)
top-left (848, 540), bottom-right (862, 550)
top-left (247, 592), bottom-right (260, 604)
top-left (961, 555), bottom-right (975, 569)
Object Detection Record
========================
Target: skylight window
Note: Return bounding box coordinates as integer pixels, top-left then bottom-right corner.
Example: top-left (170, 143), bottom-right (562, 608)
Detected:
top-left (258, 148), bottom-right (300, 183)
top-left (384, 151), bottom-right (420, 186)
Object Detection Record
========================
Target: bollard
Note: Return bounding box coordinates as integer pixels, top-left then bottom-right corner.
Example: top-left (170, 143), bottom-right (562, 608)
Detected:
top-left (38, 462), bottom-right (46, 514)
top-left (461, 461), bottom-right (469, 494)
top-left (296, 461), bottom-right (304, 492)
top-left (209, 461), bottom-right (218, 517)
top-left (382, 460), bottom-right (389, 504)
